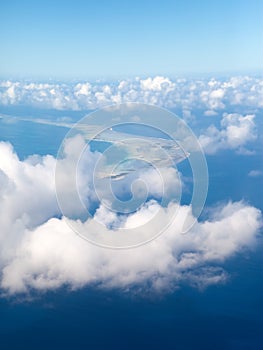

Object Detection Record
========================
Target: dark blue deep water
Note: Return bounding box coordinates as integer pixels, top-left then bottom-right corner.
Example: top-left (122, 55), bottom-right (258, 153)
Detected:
top-left (0, 111), bottom-right (262, 350)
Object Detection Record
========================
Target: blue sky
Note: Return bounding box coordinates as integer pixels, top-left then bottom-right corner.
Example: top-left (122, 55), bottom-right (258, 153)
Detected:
top-left (0, 0), bottom-right (263, 79)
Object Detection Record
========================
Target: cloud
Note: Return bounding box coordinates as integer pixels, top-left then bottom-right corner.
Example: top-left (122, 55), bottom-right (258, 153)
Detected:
top-left (199, 113), bottom-right (257, 154)
top-left (1, 200), bottom-right (261, 295)
top-left (0, 140), bottom-right (262, 296)
top-left (1, 76), bottom-right (261, 157)
top-left (0, 76), bottom-right (263, 111)
top-left (200, 88), bottom-right (225, 109)
top-left (204, 110), bottom-right (218, 117)
top-left (248, 170), bottom-right (263, 177)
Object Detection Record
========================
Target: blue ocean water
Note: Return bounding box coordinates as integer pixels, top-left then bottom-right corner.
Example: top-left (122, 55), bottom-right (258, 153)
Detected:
top-left (0, 112), bottom-right (262, 350)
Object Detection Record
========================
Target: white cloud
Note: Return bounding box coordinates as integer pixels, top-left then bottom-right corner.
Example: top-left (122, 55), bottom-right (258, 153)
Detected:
top-left (199, 113), bottom-right (257, 154)
top-left (248, 170), bottom-right (263, 177)
top-left (0, 140), bottom-right (262, 296)
top-left (204, 110), bottom-right (218, 117)
top-left (140, 76), bottom-right (175, 92)
top-left (200, 88), bottom-right (225, 110)
top-left (1, 200), bottom-right (261, 295)
top-left (1, 76), bottom-right (263, 111)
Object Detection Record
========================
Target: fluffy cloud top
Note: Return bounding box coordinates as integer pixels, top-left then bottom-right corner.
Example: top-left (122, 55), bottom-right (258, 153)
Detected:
top-left (199, 113), bottom-right (257, 154)
top-left (0, 140), bottom-right (262, 296)
top-left (0, 75), bottom-right (263, 111)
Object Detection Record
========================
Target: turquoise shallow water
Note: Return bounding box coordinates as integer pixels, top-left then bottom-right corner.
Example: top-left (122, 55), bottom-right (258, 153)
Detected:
top-left (0, 113), bottom-right (262, 350)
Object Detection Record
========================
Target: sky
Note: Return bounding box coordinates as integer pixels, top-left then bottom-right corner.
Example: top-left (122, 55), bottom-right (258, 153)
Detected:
top-left (0, 0), bottom-right (263, 79)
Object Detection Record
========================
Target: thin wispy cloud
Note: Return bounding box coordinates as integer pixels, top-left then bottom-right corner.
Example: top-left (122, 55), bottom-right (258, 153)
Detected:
top-left (1, 76), bottom-right (263, 111)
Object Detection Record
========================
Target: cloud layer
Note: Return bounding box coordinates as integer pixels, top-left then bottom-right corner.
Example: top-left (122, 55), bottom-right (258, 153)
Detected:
top-left (1, 76), bottom-right (263, 111)
top-left (0, 140), bottom-right (262, 296)
top-left (1, 76), bottom-right (260, 156)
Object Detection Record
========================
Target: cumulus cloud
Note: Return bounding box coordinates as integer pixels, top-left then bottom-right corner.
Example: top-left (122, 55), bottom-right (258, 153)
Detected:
top-left (199, 113), bottom-right (257, 154)
top-left (0, 139), bottom-right (262, 296)
top-left (0, 75), bottom-right (263, 111)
